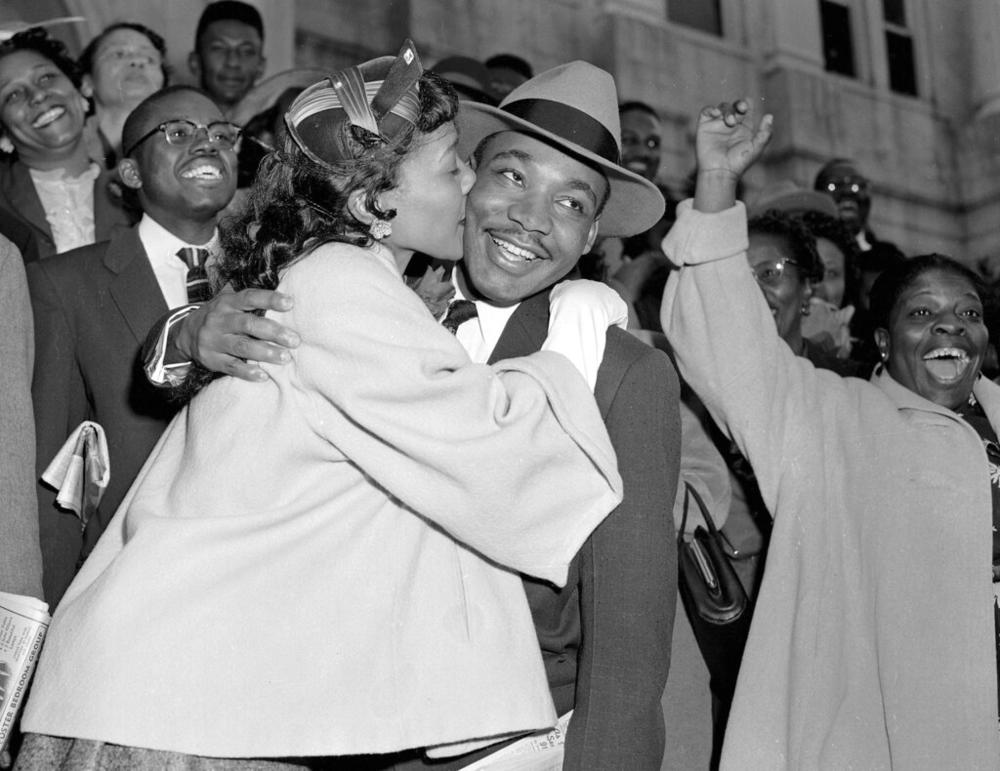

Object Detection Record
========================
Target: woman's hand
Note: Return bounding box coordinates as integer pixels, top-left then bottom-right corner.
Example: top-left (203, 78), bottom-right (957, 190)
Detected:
top-left (694, 99), bottom-right (773, 213)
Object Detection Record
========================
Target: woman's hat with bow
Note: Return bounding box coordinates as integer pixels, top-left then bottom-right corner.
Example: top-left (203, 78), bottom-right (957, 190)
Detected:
top-left (285, 39), bottom-right (426, 169)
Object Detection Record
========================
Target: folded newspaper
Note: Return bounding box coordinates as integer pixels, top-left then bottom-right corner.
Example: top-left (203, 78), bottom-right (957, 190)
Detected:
top-left (458, 710), bottom-right (572, 771)
top-left (0, 593), bottom-right (50, 749)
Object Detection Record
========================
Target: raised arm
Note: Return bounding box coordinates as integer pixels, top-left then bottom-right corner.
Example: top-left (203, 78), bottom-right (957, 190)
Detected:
top-left (660, 100), bottom-right (844, 509)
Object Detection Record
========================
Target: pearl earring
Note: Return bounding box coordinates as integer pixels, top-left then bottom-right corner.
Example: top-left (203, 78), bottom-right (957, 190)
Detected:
top-left (0, 136), bottom-right (14, 154)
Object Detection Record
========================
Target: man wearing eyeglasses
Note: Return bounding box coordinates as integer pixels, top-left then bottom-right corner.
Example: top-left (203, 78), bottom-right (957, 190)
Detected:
top-left (26, 85), bottom-right (238, 606)
top-left (813, 158), bottom-right (905, 365)
top-left (813, 158), bottom-right (905, 293)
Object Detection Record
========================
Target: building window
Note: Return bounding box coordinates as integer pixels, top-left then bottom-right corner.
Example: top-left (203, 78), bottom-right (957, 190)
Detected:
top-left (668, 0), bottom-right (722, 37)
top-left (882, 0), bottom-right (917, 95)
top-left (819, 0), bottom-right (856, 77)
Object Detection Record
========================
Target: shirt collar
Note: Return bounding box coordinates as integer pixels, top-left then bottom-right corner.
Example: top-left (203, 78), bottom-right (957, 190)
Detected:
top-left (138, 213), bottom-right (220, 265)
top-left (451, 268), bottom-right (520, 348)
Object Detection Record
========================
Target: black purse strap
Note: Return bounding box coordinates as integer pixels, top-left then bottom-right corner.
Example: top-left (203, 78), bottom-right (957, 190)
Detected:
top-left (680, 481), bottom-right (720, 543)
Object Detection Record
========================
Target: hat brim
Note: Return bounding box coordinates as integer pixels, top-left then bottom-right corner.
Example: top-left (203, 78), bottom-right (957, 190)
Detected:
top-left (749, 190), bottom-right (839, 219)
top-left (455, 101), bottom-right (665, 238)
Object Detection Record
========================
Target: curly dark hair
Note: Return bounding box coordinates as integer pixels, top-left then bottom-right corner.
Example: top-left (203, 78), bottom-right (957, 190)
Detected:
top-left (868, 253), bottom-right (986, 333)
top-left (78, 22), bottom-right (169, 86)
top-left (218, 71), bottom-right (459, 293)
top-left (800, 209), bottom-right (861, 305)
top-left (0, 27), bottom-right (82, 87)
top-left (748, 209), bottom-right (824, 284)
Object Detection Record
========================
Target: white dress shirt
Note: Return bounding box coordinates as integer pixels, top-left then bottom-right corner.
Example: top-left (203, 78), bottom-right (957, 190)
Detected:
top-left (452, 280), bottom-right (519, 364)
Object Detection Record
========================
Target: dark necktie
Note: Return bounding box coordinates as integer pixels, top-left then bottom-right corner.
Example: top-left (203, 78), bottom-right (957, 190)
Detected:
top-left (441, 299), bottom-right (478, 334)
top-left (176, 247), bottom-right (212, 303)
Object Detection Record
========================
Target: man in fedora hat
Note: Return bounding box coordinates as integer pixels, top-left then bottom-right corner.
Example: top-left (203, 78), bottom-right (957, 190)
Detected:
top-left (143, 60), bottom-right (680, 768)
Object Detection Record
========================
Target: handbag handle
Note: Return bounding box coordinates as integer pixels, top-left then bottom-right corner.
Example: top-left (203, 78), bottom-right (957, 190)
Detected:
top-left (680, 481), bottom-right (721, 542)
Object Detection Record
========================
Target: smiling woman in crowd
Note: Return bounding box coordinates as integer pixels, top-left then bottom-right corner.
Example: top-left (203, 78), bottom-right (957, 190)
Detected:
top-left (0, 28), bottom-right (132, 261)
top-left (662, 99), bottom-right (1000, 768)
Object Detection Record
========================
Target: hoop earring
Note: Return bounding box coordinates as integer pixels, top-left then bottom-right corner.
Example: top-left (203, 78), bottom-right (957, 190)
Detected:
top-left (369, 219), bottom-right (392, 240)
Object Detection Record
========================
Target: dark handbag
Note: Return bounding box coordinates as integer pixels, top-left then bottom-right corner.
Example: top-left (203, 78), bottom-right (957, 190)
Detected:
top-left (677, 482), bottom-right (752, 699)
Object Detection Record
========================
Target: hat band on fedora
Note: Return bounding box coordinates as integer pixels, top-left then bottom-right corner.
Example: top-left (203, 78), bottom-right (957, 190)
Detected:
top-left (502, 98), bottom-right (620, 165)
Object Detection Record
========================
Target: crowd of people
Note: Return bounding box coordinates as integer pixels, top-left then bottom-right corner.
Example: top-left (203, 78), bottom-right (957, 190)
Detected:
top-left (3, 2), bottom-right (1000, 769)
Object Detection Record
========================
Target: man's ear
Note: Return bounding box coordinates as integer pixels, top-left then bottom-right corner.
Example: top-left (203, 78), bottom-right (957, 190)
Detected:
top-left (254, 54), bottom-right (266, 84)
top-left (346, 189), bottom-right (374, 226)
top-left (583, 218), bottom-right (600, 253)
top-left (188, 51), bottom-right (202, 81)
top-left (118, 157), bottom-right (143, 191)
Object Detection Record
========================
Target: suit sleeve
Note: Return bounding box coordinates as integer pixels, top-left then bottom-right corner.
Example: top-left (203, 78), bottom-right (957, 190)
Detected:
top-left (27, 258), bottom-right (91, 604)
top-left (565, 346), bottom-right (680, 770)
top-left (284, 246), bottom-right (623, 587)
top-left (0, 242), bottom-right (43, 598)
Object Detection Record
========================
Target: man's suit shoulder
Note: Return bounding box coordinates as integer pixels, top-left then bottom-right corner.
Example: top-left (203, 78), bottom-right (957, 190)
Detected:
top-left (602, 326), bottom-right (677, 383)
top-left (25, 228), bottom-right (137, 295)
top-left (596, 326), bottom-right (678, 417)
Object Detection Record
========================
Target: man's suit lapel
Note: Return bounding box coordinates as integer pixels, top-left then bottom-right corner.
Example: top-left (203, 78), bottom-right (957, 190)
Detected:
top-left (104, 227), bottom-right (169, 346)
top-left (487, 290), bottom-right (550, 364)
top-left (488, 287), bottom-right (619, 420)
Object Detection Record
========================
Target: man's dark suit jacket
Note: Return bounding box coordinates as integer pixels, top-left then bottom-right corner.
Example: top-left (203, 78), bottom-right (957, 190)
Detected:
top-left (0, 157), bottom-right (134, 263)
top-left (27, 226), bottom-right (178, 606)
top-left (396, 289), bottom-right (680, 770)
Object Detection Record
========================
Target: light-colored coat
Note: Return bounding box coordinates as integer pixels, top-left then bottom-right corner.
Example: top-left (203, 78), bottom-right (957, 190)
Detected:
top-left (22, 242), bottom-right (623, 758)
top-left (0, 237), bottom-right (42, 598)
top-left (661, 201), bottom-right (1000, 770)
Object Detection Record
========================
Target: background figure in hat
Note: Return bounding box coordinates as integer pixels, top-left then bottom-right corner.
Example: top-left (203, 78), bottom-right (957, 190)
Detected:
top-left (484, 52), bottom-right (532, 99)
top-left (431, 54), bottom-right (498, 105)
top-left (17, 43), bottom-right (625, 767)
top-left (813, 157), bottom-right (906, 366)
top-left (156, 59), bottom-right (681, 770)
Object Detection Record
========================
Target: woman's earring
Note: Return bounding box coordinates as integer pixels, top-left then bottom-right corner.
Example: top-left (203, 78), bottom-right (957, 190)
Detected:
top-left (0, 136), bottom-right (14, 154)
top-left (369, 219), bottom-right (392, 240)
top-left (800, 301), bottom-right (811, 317)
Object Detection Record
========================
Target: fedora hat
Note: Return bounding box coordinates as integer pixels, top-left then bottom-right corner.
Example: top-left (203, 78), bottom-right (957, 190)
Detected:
top-left (749, 180), bottom-right (839, 219)
top-left (455, 61), bottom-right (665, 237)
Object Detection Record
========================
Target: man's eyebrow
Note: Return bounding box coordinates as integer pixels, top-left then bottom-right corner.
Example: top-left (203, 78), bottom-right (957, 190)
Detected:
top-left (487, 148), bottom-right (532, 164)
top-left (565, 178), bottom-right (599, 203)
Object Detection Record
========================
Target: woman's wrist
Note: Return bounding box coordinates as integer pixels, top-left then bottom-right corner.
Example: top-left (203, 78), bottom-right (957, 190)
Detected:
top-left (693, 168), bottom-right (739, 213)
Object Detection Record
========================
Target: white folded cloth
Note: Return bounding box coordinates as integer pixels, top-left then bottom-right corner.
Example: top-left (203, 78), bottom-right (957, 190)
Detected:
top-left (40, 421), bottom-right (109, 527)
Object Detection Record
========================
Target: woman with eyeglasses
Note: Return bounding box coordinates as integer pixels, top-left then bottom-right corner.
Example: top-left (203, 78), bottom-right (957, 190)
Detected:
top-left (0, 28), bottom-right (134, 262)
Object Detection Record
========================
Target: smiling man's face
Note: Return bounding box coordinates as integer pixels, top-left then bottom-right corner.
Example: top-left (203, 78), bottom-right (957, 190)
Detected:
top-left (122, 90), bottom-right (237, 231)
top-left (460, 131), bottom-right (606, 306)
